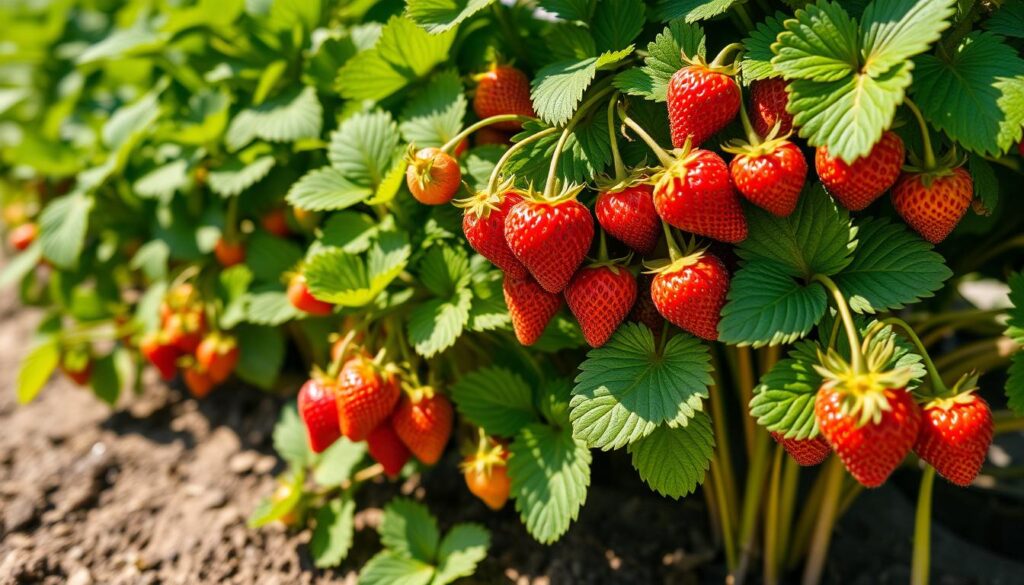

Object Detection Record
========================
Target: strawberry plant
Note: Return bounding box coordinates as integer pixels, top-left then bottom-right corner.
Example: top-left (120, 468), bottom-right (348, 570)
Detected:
top-left (2, 0), bottom-right (1024, 583)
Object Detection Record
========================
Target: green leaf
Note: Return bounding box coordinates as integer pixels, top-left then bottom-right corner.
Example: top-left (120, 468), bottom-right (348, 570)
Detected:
top-left (748, 340), bottom-right (822, 440)
top-left (337, 49), bottom-right (412, 101)
top-left (741, 13), bottom-right (787, 83)
top-left (319, 211), bottom-right (379, 253)
top-left (305, 233), bottom-right (411, 307)
top-left (286, 167), bottom-right (372, 211)
top-left (235, 324), bottom-right (285, 389)
top-left (1008, 353), bottom-right (1024, 416)
top-left (313, 439), bottom-right (369, 486)
top-left (738, 185), bottom-right (856, 278)
top-left (328, 110), bottom-right (402, 188)
top-left (225, 86), bottom-right (323, 151)
top-left (432, 524), bottom-right (490, 585)
top-left (0, 243), bottom-right (42, 288)
top-left (400, 70), bottom-right (467, 149)
top-left (531, 48), bottom-right (632, 126)
top-left (245, 288), bottom-right (302, 326)
top-left (418, 245), bottom-right (471, 297)
top-left (39, 192), bottom-right (93, 269)
top-left (718, 260), bottom-right (828, 347)
top-left (503, 117), bottom-right (611, 186)
top-left (450, 367), bottom-right (538, 437)
top-left (613, 20), bottom-right (705, 102)
top-left (591, 0), bottom-right (644, 52)
top-left (968, 154), bottom-right (999, 214)
top-left (311, 497), bottom-right (356, 568)
top-left (911, 32), bottom-right (1024, 156)
top-left (89, 352), bottom-right (122, 406)
top-left (134, 160), bottom-right (190, 200)
top-left (77, 23), bottom-right (164, 64)
top-left (628, 412), bottom-right (714, 499)
top-left (273, 404), bottom-right (313, 468)
top-left (378, 16), bottom-right (458, 77)
top-left (359, 553), bottom-right (435, 585)
top-left (268, 0), bottom-right (320, 31)
top-left (656, 0), bottom-right (740, 23)
top-left (985, 0), bottom-right (1024, 39)
top-left (834, 218), bottom-right (952, 313)
top-left (772, 1), bottom-right (859, 82)
top-left (406, 0), bottom-right (495, 34)
top-left (248, 470), bottom-right (304, 528)
top-left (1005, 272), bottom-right (1024, 343)
top-left (508, 423), bottom-right (591, 544)
top-left (859, 0), bottom-right (955, 77)
top-left (380, 499), bottom-right (440, 562)
top-left (570, 323), bottom-right (712, 449)
top-left (16, 338), bottom-right (59, 404)
top-left (208, 155), bottom-right (276, 197)
top-left (246, 231), bottom-right (304, 282)
top-left (539, 0), bottom-right (595, 21)
top-left (408, 289), bottom-right (472, 357)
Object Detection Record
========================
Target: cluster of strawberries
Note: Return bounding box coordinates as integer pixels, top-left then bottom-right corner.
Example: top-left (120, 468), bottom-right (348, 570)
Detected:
top-left (140, 283), bottom-right (239, 397)
top-left (297, 339), bottom-right (454, 477)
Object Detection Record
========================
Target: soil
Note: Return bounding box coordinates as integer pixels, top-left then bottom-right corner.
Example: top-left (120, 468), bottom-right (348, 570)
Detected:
top-left (1, 283), bottom-right (1023, 585)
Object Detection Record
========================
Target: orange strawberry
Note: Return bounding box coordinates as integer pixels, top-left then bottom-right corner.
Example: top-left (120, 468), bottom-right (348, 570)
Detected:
top-left (406, 147), bottom-right (462, 205)
top-left (298, 378), bottom-right (341, 454)
top-left (392, 388), bottom-right (453, 465)
top-left (8, 222), bottom-right (37, 251)
top-left (183, 363), bottom-right (215, 398)
top-left (473, 64), bottom-right (535, 131)
top-left (503, 274), bottom-right (562, 346)
top-left (770, 432), bottom-right (831, 467)
top-left (336, 355), bottom-right (400, 441)
top-left (891, 167), bottom-right (973, 244)
top-left (815, 131), bottom-right (904, 211)
top-left (261, 208), bottom-right (291, 237)
top-left (565, 263), bottom-right (637, 348)
top-left (367, 420), bottom-right (410, 477)
top-left (287, 274), bottom-right (334, 316)
top-left (214, 238), bottom-right (246, 267)
top-left (461, 435), bottom-right (511, 510)
top-left (195, 334), bottom-right (239, 384)
top-left (914, 392), bottom-right (992, 486)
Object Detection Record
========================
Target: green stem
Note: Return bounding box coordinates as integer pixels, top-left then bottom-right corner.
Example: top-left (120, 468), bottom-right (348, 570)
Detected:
top-left (661, 221), bottom-right (682, 262)
top-left (607, 94), bottom-right (627, 181)
top-left (709, 42), bottom-right (747, 68)
top-left (882, 317), bottom-right (947, 395)
top-left (710, 453), bottom-right (739, 570)
top-left (618, 106), bottom-right (675, 167)
top-left (813, 274), bottom-right (863, 374)
top-left (777, 455), bottom-right (800, 568)
top-left (904, 99), bottom-right (937, 170)
top-left (910, 467), bottom-right (936, 585)
top-left (486, 126), bottom-right (559, 194)
top-left (709, 349), bottom-right (740, 530)
top-left (490, 2), bottom-right (529, 65)
top-left (225, 195), bottom-right (240, 242)
top-left (732, 3), bottom-right (756, 34)
top-left (801, 456), bottom-right (844, 585)
top-left (442, 115), bottom-right (533, 153)
top-left (994, 412), bottom-right (1024, 434)
top-left (764, 445), bottom-right (784, 585)
top-left (738, 430), bottom-right (771, 567)
top-left (544, 83), bottom-right (616, 197)
top-left (596, 229), bottom-right (609, 262)
top-left (736, 346), bottom-right (757, 456)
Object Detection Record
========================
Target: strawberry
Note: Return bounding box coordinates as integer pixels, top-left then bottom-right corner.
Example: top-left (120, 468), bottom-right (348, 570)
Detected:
top-left (914, 393), bottom-right (992, 487)
top-left (650, 249), bottom-right (730, 341)
top-left (61, 360), bottom-right (92, 386)
top-left (8, 222), bottom-right (37, 251)
top-left (336, 355), bottom-right (400, 441)
top-left (460, 189), bottom-right (530, 279)
top-left (815, 131), bottom-right (905, 211)
top-left (183, 363), bottom-right (215, 398)
top-left (473, 64), bottom-right (535, 131)
top-left (405, 147), bottom-right (462, 205)
top-left (261, 208), bottom-right (291, 237)
top-left (504, 187), bottom-right (594, 293)
top-left (595, 184), bottom-right (660, 255)
top-left (164, 308), bottom-right (206, 353)
top-left (298, 378), bottom-right (342, 454)
top-left (214, 238), bottom-right (246, 267)
top-left (367, 420), bottom-right (410, 477)
top-left (503, 274), bottom-right (562, 346)
top-left (1019, 141), bottom-right (1024, 157)
top-left (392, 388), bottom-right (454, 465)
top-left (464, 463), bottom-right (511, 510)
top-left (652, 149), bottom-right (747, 243)
top-left (195, 334), bottom-right (239, 384)
top-left (667, 60), bottom-right (740, 148)
top-left (453, 138), bottom-right (469, 158)
top-left (140, 331), bottom-right (181, 381)
top-left (749, 78), bottom-right (794, 138)
top-left (629, 273), bottom-right (664, 332)
top-left (292, 207), bottom-right (320, 231)
top-left (770, 432), bottom-right (831, 467)
top-left (728, 139), bottom-right (807, 217)
top-left (565, 264), bottom-right (637, 347)
top-left (891, 167), bottom-right (973, 244)
top-left (475, 127), bottom-right (511, 147)
top-left (287, 274), bottom-right (334, 316)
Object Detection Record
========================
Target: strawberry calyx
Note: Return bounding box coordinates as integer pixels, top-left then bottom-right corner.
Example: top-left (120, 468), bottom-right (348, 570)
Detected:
top-left (405, 145), bottom-right (443, 190)
top-left (649, 138), bottom-right (705, 200)
top-left (452, 177), bottom-right (518, 219)
top-left (901, 146), bottom-right (966, 188)
top-left (721, 132), bottom-right (796, 159)
top-left (585, 229), bottom-right (632, 274)
top-left (682, 42), bottom-right (745, 77)
top-left (594, 167), bottom-right (652, 194)
top-left (813, 346), bottom-right (915, 427)
top-left (643, 229), bottom-right (707, 274)
top-left (522, 180), bottom-right (585, 206)
top-left (459, 430), bottom-right (508, 476)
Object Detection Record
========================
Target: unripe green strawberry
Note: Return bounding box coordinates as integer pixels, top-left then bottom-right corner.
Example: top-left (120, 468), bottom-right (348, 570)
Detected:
top-left (336, 355), bottom-right (401, 441)
top-left (815, 131), bottom-right (905, 211)
top-left (392, 388), bottom-right (453, 466)
top-left (650, 250), bottom-right (730, 341)
top-left (367, 419), bottom-right (410, 477)
top-left (667, 64), bottom-right (740, 148)
top-left (913, 393), bottom-right (992, 486)
top-left (503, 274), bottom-right (562, 346)
top-left (473, 64), bottom-right (535, 131)
top-left (770, 432), bottom-right (831, 467)
top-left (298, 378), bottom-right (341, 454)
top-left (504, 187), bottom-right (594, 293)
top-left (565, 264), bottom-right (637, 348)
top-left (891, 167), bottom-right (973, 244)
top-left (652, 149), bottom-right (747, 243)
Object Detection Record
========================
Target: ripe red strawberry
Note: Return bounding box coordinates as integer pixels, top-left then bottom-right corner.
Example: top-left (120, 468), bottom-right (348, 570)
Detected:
top-left (140, 331), bottom-right (181, 381)
top-left (914, 393), bottom-right (992, 486)
top-left (653, 149), bottom-right (747, 243)
top-left (461, 189), bottom-right (529, 279)
top-left (61, 360), bottom-right (92, 386)
top-left (770, 432), bottom-right (832, 467)
top-left (392, 389), bottom-right (454, 465)
top-left (214, 238), bottom-right (246, 267)
top-left (164, 308), bottom-right (206, 353)
top-left (287, 274), bottom-right (334, 316)
top-left (595, 185), bottom-right (660, 255)
top-left (729, 140), bottom-right (807, 217)
top-left (183, 363), bottom-right (215, 398)
top-left (891, 167), bottom-right (973, 244)
top-left (475, 127), bottom-right (511, 147)
top-left (261, 208), bottom-right (291, 237)
top-left (504, 191), bottom-right (594, 293)
top-left (406, 147), bottom-right (462, 205)
top-left (815, 131), bottom-right (905, 211)
top-left (816, 386), bottom-right (921, 488)
top-left (749, 78), bottom-right (794, 137)
top-left (336, 355), bottom-right (400, 441)
top-left (629, 273), bottom-right (664, 332)
top-left (473, 64), bottom-right (535, 131)
top-left (650, 250), bottom-right (730, 341)
top-left (1018, 141), bottom-right (1024, 157)
top-left (367, 420), bottom-right (410, 477)
top-left (195, 334), bottom-right (239, 384)
top-left (667, 64), bottom-right (740, 148)
top-left (298, 378), bottom-right (341, 454)
top-left (565, 264), bottom-right (637, 347)
top-left (503, 274), bottom-right (562, 346)
top-left (8, 222), bottom-right (37, 251)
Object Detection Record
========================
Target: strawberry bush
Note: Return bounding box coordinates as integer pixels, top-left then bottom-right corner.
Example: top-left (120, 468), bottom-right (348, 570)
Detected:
top-left (3, 0), bottom-right (1024, 582)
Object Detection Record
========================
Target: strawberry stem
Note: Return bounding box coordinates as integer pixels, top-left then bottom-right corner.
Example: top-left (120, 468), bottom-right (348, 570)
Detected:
top-left (732, 5), bottom-right (756, 33)
top-left (881, 317), bottom-right (948, 396)
top-left (735, 82), bottom-right (762, 145)
top-left (904, 99), bottom-right (937, 171)
top-left (225, 195), bottom-right (239, 242)
top-left (709, 453), bottom-right (739, 570)
top-left (661, 221), bottom-right (683, 262)
top-left (763, 446), bottom-right (784, 585)
top-left (801, 456), bottom-right (843, 585)
top-left (910, 466), bottom-right (935, 585)
top-left (813, 274), bottom-right (864, 374)
top-left (544, 83), bottom-right (616, 197)
top-left (441, 114), bottom-right (534, 153)
top-left (597, 229), bottom-right (609, 262)
top-left (708, 42), bottom-right (746, 69)
top-left (618, 105), bottom-right (675, 167)
top-left (606, 94), bottom-right (627, 181)
top-left (486, 126), bottom-right (559, 194)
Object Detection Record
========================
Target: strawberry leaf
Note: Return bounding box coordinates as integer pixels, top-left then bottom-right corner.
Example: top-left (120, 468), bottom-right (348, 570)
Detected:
top-left (740, 12), bottom-right (787, 83)
top-left (208, 154), bottom-right (276, 198)
top-left (656, 0), bottom-right (740, 23)
top-left (570, 323), bottom-right (712, 450)
top-left (248, 469), bottom-right (304, 529)
top-left (748, 340), bottom-right (822, 440)
top-left (311, 497), bottom-right (356, 568)
top-left (287, 167), bottom-right (373, 212)
top-left (985, 1), bottom-right (1024, 39)
top-left (359, 553), bottom-right (435, 585)
top-left (225, 86), bottom-right (323, 151)
top-left (313, 439), bottom-right (369, 487)
top-left (833, 218), bottom-right (952, 313)
top-left (406, 0), bottom-right (495, 34)
top-left (328, 110), bottom-right (403, 190)
top-left (531, 47), bottom-right (632, 126)
top-left (1008, 353), bottom-right (1024, 416)
top-left (538, 0), bottom-right (595, 21)
top-left (772, 1), bottom-right (859, 83)
top-left (89, 351), bottom-right (123, 406)
top-left (1005, 271), bottom-right (1024, 343)
top-left (613, 20), bottom-right (705, 102)
top-left (407, 289), bottom-right (472, 357)
top-left (246, 231), bottom-right (303, 283)
top-left (508, 422), bottom-right (591, 544)
top-left (591, 0), bottom-right (645, 52)
top-left (244, 287), bottom-right (302, 326)
top-left (718, 260), bottom-right (828, 347)
top-left (450, 367), bottom-right (538, 437)
top-left (38, 192), bottom-right (93, 269)
top-left (273, 405), bottom-right (314, 468)
top-left (859, 0), bottom-right (956, 77)
top-left (380, 499), bottom-right (440, 563)
top-left (305, 231), bottom-right (411, 307)
top-left (16, 337), bottom-right (60, 404)
top-left (627, 413), bottom-right (714, 499)
top-left (235, 324), bottom-right (285, 389)
top-left (399, 69), bottom-right (467, 148)
top-left (432, 524), bottom-right (490, 585)
top-left (504, 118), bottom-right (612, 186)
